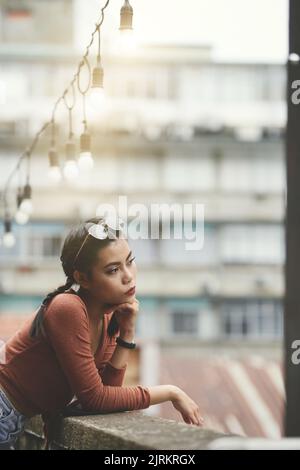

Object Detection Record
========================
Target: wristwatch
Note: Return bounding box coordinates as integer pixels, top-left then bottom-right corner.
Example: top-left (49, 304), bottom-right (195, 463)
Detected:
top-left (116, 336), bottom-right (136, 349)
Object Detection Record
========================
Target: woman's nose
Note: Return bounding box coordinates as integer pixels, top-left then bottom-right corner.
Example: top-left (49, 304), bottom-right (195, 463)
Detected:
top-left (123, 267), bottom-right (133, 284)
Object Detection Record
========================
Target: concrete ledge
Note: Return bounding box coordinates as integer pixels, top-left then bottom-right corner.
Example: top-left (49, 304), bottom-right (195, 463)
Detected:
top-left (15, 411), bottom-right (236, 450)
top-left (208, 437), bottom-right (300, 450)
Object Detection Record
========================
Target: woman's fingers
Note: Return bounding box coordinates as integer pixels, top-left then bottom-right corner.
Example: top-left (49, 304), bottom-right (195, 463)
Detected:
top-left (196, 412), bottom-right (205, 426)
top-left (191, 415), bottom-right (200, 426)
top-left (193, 413), bottom-right (200, 426)
top-left (182, 414), bottom-right (191, 425)
top-left (191, 411), bottom-right (204, 427)
top-left (182, 413), bottom-right (199, 426)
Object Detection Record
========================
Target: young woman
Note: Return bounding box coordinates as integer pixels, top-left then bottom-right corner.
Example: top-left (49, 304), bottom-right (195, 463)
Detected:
top-left (0, 216), bottom-right (203, 450)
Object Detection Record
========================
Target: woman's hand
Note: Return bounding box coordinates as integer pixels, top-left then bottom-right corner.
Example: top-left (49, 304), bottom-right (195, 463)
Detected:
top-left (107, 297), bottom-right (139, 332)
top-left (171, 387), bottom-right (204, 427)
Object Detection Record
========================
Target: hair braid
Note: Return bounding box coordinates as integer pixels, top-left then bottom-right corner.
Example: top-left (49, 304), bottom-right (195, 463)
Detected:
top-left (29, 276), bottom-right (74, 338)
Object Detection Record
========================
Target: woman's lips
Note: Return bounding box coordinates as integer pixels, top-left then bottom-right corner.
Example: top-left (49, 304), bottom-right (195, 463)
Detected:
top-left (125, 286), bottom-right (136, 295)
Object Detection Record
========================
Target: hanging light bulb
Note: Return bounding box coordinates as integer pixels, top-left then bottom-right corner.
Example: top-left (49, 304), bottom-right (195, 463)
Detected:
top-left (87, 21), bottom-right (105, 110)
top-left (15, 210), bottom-right (29, 225)
top-left (48, 166), bottom-right (62, 184)
top-left (63, 139), bottom-right (79, 181)
top-left (16, 186), bottom-right (23, 208)
top-left (119, 0), bottom-right (137, 53)
top-left (88, 60), bottom-right (105, 108)
top-left (63, 83), bottom-right (79, 181)
top-left (3, 232), bottom-right (15, 248)
top-left (119, 29), bottom-right (137, 53)
top-left (120, 0), bottom-right (133, 31)
top-left (3, 217), bottom-right (16, 248)
top-left (19, 183), bottom-right (33, 215)
top-left (15, 180), bottom-right (29, 225)
top-left (62, 84), bottom-right (78, 181)
top-left (48, 147), bottom-right (62, 183)
top-left (77, 57), bottom-right (94, 171)
top-left (79, 131), bottom-right (94, 171)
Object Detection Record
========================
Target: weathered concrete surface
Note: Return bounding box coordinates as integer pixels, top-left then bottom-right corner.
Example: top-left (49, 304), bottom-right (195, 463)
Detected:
top-left (15, 410), bottom-right (237, 450)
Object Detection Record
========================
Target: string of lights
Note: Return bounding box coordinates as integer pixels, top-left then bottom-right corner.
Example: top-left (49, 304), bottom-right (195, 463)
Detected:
top-left (1, 0), bottom-right (134, 248)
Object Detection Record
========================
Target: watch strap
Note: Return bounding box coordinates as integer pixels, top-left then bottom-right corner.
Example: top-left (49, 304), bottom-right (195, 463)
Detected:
top-left (116, 336), bottom-right (136, 349)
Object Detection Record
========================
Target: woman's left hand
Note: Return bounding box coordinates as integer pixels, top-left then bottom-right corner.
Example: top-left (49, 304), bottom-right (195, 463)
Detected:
top-left (110, 298), bottom-right (139, 332)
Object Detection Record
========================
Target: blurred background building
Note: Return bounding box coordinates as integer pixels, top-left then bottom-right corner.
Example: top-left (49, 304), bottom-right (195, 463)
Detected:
top-left (0, 0), bottom-right (286, 438)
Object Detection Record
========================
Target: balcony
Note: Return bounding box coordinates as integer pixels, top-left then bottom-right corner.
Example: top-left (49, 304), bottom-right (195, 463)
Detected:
top-left (15, 411), bottom-right (235, 450)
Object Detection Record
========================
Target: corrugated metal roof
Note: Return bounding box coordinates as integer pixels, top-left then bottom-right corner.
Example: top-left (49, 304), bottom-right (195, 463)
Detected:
top-left (159, 354), bottom-right (284, 438)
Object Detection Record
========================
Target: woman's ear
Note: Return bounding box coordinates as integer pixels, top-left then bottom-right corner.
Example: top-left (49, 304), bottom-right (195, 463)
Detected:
top-left (73, 270), bottom-right (90, 289)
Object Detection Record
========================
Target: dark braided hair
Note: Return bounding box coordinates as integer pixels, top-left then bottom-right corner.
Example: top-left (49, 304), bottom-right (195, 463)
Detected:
top-left (29, 216), bottom-right (121, 340)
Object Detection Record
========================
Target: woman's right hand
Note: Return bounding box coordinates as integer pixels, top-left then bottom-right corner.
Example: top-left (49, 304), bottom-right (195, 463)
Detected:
top-left (171, 387), bottom-right (204, 427)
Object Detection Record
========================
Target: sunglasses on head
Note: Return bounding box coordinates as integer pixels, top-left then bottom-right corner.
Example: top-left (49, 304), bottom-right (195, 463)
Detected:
top-left (72, 215), bottom-right (125, 269)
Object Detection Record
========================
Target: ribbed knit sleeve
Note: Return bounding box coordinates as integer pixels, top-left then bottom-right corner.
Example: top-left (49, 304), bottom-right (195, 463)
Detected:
top-left (43, 295), bottom-right (150, 413)
top-left (100, 361), bottom-right (127, 387)
top-left (99, 337), bottom-right (128, 387)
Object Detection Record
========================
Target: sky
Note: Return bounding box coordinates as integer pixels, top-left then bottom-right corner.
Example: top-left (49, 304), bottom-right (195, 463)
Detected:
top-left (74, 0), bottom-right (288, 63)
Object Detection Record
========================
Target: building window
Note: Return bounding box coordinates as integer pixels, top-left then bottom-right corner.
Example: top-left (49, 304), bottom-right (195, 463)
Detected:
top-left (1, 0), bottom-right (73, 45)
top-left (221, 300), bottom-right (283, 339)
top-left (220, 224), bottom-right (284, 265)
top-left (220, 156), bottom-right (284, 194)
top-left (2, 5), bottom-right (33, 43)
top-left (171, 311), bottom-right (198, 335)
top-left (27, 234), bottom-right (62, 259)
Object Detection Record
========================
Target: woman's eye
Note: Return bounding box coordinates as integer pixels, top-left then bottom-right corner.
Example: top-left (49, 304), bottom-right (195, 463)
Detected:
top-left (109, 268), bottom-right (119, 274)
top-left (107, 257), bottom-right (136, 275)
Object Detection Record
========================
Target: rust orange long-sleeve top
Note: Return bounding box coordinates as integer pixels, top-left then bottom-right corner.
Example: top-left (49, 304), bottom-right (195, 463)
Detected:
top-left (0, 291), bottom-right (151, 420)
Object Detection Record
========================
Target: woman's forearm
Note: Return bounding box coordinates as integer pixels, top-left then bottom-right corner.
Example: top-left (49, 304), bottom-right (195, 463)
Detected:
top-left (108, 328), bottom-right (135, 370)
top-left (147, 385), bottom-right (179, 406)
top-left (108, 330), bottom-right (179, 407)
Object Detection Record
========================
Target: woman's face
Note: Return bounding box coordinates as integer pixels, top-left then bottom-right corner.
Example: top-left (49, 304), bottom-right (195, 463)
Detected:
top-left (87, 237), bottom-right (137, 305)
